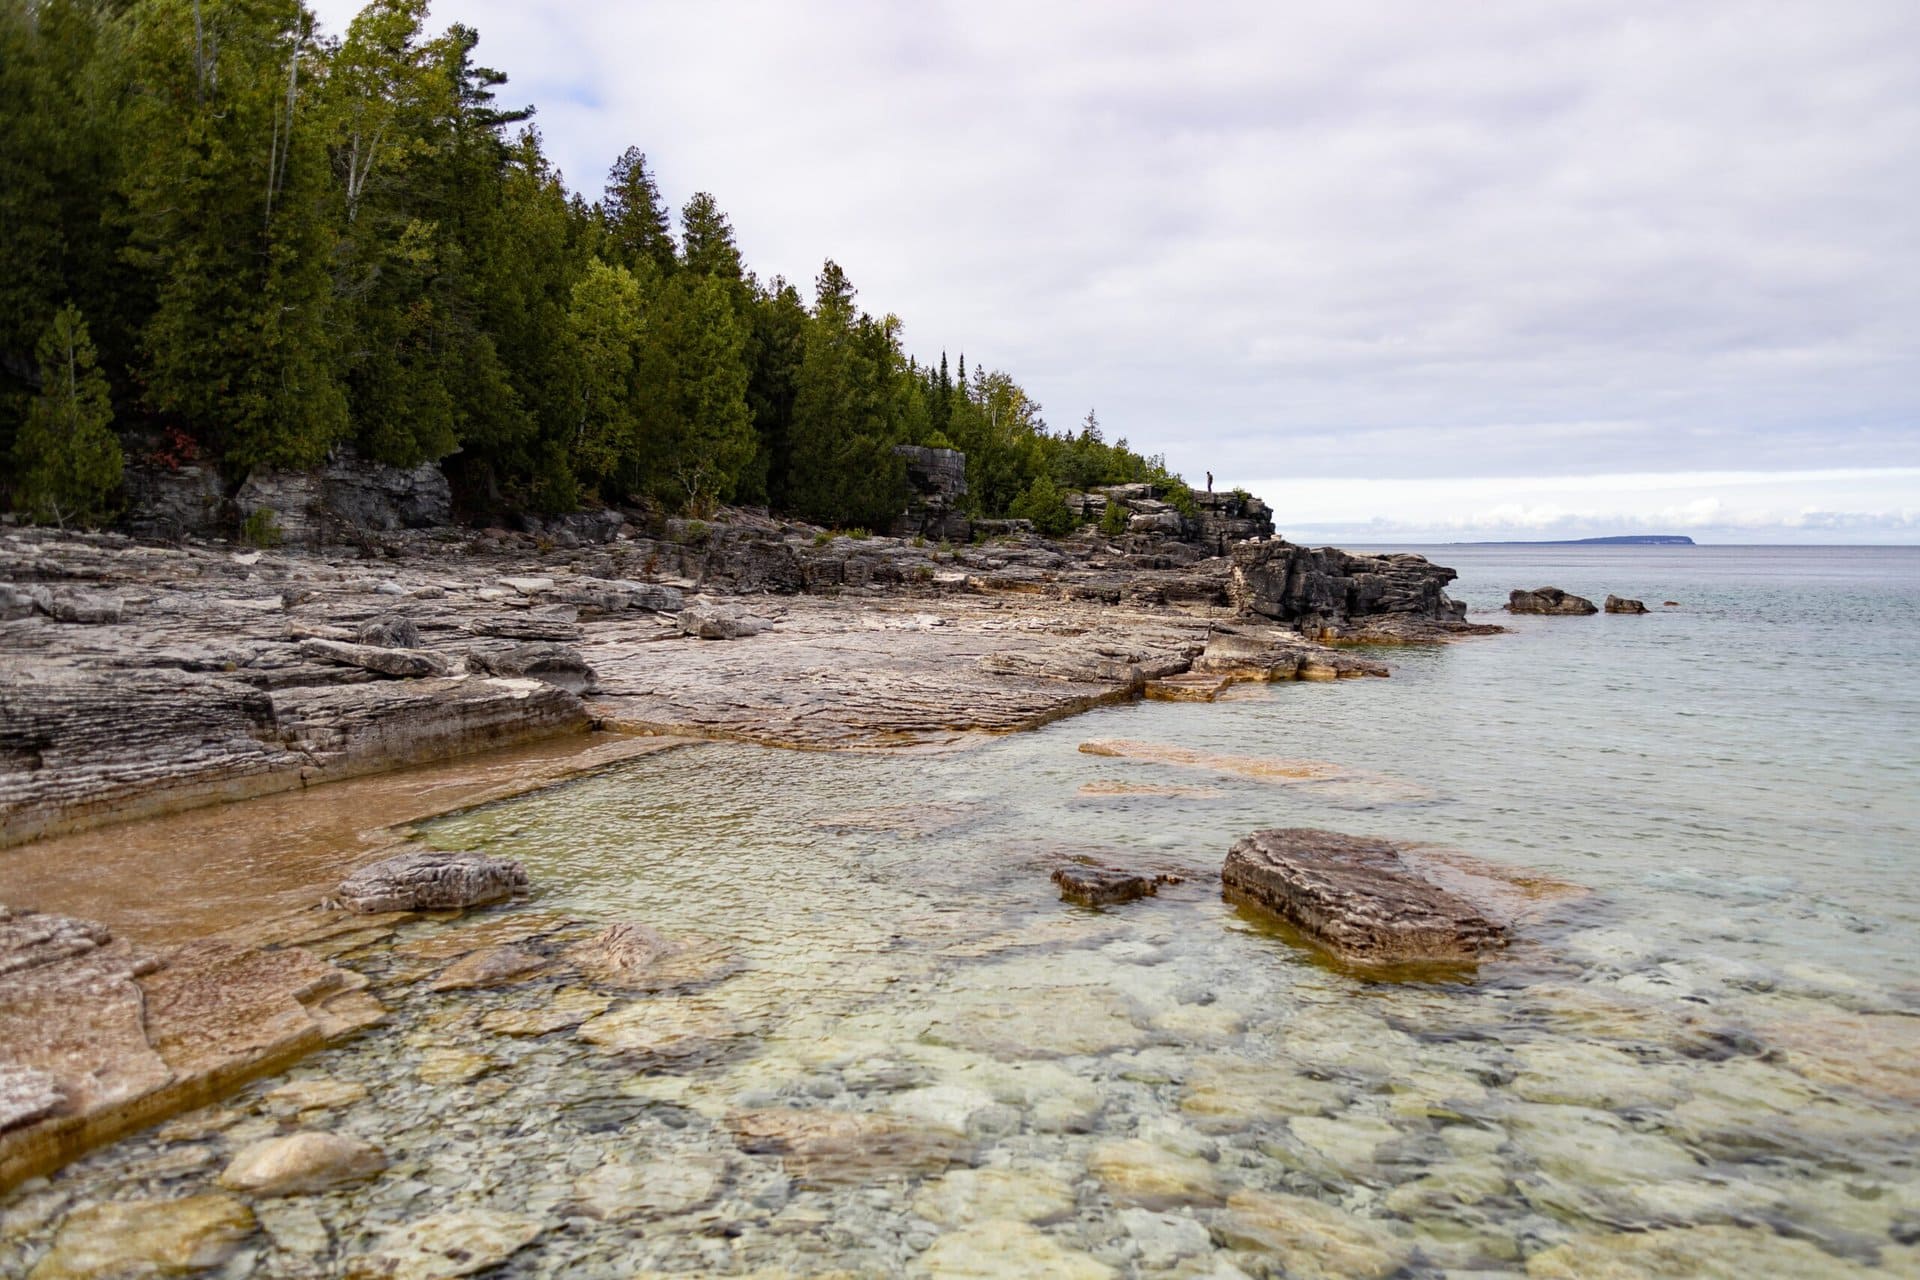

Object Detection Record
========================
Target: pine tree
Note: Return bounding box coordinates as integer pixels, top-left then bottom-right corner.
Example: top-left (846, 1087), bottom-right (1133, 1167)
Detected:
top-left (601, 146), bottom-right (675, 275)
top-left (13, 305), bottom-right (122, 528)
top-left (651, 274), bottom-right (754, 512)
top-left (679, 192), bottom-right (742, 280)
top-left (561, 257), bottom-right (647, 492)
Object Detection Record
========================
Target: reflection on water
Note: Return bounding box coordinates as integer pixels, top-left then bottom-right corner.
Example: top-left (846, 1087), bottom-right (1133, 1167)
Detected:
top-left (5, 546), bottom-right (1918, 1277)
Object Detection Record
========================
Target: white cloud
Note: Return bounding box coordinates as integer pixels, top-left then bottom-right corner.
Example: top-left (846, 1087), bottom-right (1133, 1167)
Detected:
top-left (309, 0), bottom-right (1920, 539)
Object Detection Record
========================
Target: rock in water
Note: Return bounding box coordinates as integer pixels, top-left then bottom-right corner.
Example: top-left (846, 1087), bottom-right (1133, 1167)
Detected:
top-left (29, 1194), bottom-right (255, 1279)
top-left (219, 1131), bottom-right (387, 1196)
top-left (1505, 587), bottom-right (1598, 616)
top-left (1051, 864), bottom-right (1182, 907)
top-left (1230, 541), bottom-right (1468, 634)
top-left (1221, 829), bottom-right (1508, 968)
top-left (1604, 594), bottom-right (1649, 614)
top-left (331, 850), bottom-right (528, 913)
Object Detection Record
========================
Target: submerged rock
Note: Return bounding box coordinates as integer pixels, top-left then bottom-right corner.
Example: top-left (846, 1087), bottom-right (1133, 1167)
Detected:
top-left (1220, 828), bottom-right (1509, 968)
top-left (1050, 864), bottom-right (1182, 907)
top-left (1604, 594), bottom-right (1649, 614)
top-left (562, 922), bottom-right (736, 991)
top-left (1506, 587), bottom-right (1598, 616)
top-left (346, 1207), bottom-right (543, 1280)
top-left (429, 944), bottom-right (550, 991)
top-left (916, 1219), bottom-right (1114, 1279)
top-left (29, 1193), bottom-right (255, 1280)
top-left (218, 1130), bottom-right (387, 1196)
top-left (727, 1108), bottom-right (970, 1187)
top-left (331, 849), bottom-right (528, 914)
top-left (1215, 1189), bottom-right (1410, 1280)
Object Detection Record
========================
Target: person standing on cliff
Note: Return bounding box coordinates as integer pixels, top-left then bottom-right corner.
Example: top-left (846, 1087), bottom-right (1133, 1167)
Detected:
top-left (1206, 470), bottom-right (1213, 493)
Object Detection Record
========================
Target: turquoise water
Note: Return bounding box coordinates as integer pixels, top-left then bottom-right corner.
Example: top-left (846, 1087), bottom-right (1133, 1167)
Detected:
top-left (9, 546), bottom-right (1917, 1277)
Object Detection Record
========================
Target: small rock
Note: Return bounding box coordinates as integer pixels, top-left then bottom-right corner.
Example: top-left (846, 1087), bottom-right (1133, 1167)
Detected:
top-left (29, 1194), bottom-right (254, 1279)
top-left (1215, 1189), bottom-right (1409, 1280)
top-left (678, 603), bottom-right (772, 640)
top-left (1087, 1138), bottom-right (1223, 1207)
top-left (910, 1168), bottom-right (1077, 1227)
top-left (353, 615), bottom-right (422, 647)
top-left (916, 1219), bottom-right (1114, 1279)
top-left (430, 944), bottom-right (550, 991)
top-left (562, 922), bottom-right (737, 991)
top-left (498, 576), bottom-right (555, 595)
top-left (331, 849), bottom-right (528, 913)
top-left (346, 1208), bottom-right (543, 1280)
top-left (1604, 594), bottom-right (1649, 614)
top-left (261, 1078), bottom-right (368, 1115)
top-left (572, 1155), bottom-right (725, 1221)
top-left (1505, 587), bottom-right (1598, 615)
top-left (219, 1131), bottom-right (387, 1196)
top-left (298, 637), bottom-right (451, 678)
top-left (1051, 864), bottom-right (1181, 907)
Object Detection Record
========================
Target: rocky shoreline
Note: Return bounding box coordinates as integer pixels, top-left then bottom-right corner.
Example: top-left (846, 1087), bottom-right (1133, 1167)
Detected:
top-left (0, 506), bottom-right (1493, 1196)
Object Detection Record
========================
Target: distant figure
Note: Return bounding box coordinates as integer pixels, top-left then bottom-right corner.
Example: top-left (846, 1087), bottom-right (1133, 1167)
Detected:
top-left (1206, 470), bottom-right (1213, 493)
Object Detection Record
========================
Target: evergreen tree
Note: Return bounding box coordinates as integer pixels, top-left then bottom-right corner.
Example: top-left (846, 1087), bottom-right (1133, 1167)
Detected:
top-left (13, 305), bottom-right (123, 528)
top-left (650, 274), bottom-right (754, 512)
top-left (119, 0), bottom-right (346, 470)
top-left (678, 192), bottom-right (742, 280)
top-left (744, 276), bottom-right (807, 508)
top-left (1010, 472), bottom-right (1073, 536)
top-left (601, 146), bottom-right (675, 275)
top-left (561, 257), bottom-right (647, 493)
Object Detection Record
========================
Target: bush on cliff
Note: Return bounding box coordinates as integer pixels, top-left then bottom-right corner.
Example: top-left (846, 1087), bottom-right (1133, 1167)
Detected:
top-left (1011, 474), bottom-right (1075, 537)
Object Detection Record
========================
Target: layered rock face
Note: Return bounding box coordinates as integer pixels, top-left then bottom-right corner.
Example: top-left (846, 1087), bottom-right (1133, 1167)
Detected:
top-left (1221, 829), bottom-right (1510, 968)
top-left (1507, 587), bottom-right (1598, 615)
top-left (1230, 541), bottom-right (1471, 638)
top-left (891, 446), bottom-right (971, 542)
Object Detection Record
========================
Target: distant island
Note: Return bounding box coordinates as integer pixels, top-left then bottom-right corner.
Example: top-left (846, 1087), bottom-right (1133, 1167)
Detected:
top-left (1455, 535), bottom-right (1696, 546)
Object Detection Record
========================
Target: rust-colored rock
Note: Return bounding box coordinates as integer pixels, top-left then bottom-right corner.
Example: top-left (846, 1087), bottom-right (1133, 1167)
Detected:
top-left (1221, 829), bottom-right (1510, 968)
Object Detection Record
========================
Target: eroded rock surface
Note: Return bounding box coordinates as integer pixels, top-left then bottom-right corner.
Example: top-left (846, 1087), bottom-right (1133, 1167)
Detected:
top-left (1221, 828), bottom-right (1512, 968)
top-left (1231, 540), bottom-right (1478, 639)
top-left (1508, 587), bottom-right (1598, 615)
top-left (1605, 594), bottom-right (1649, 614)
top-left (331, 850), bottom-right (528, 914)
top-left (1051, 864), bottom-right (1182, 908)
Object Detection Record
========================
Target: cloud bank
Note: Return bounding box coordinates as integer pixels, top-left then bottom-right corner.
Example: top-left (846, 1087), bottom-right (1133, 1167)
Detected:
top-left (309, 1), bottom-right (1920, 541)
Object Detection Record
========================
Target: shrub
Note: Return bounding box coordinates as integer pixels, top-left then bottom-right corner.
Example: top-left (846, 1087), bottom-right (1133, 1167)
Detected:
top-left (1009, 474), bottom-right (1074, 537)
top-left (241, 506), bottom-right (283, 548)
top-left (1099, 499), bottom-right (1129, 537)
top-left (12, 305), bottom-right (123, 528)
top-left (812, 529), bottom-right (834, 547)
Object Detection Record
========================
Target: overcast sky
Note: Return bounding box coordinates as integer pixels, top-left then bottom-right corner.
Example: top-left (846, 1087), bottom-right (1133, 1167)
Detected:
top-left (310, 1), bottom-right (1920, 542)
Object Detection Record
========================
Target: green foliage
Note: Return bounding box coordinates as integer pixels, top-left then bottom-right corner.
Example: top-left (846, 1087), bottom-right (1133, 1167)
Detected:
top-left (1161, 478), bottom-right (1201, 521)
top-left (241, 506), bottom-right (283, 548)
top-left (0, 1), bottom-right (1176, 532)
top-left (12, 305), bottom-right (123, 527)
top-left (1099, 498), bottom-right (1130, 538)
top-left (1009, 473), bottom-right (1074, 537)
top-left (811, 529), bottom-right (833, 547)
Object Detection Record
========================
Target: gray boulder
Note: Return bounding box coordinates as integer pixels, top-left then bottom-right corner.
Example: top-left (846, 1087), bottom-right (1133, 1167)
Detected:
top-left (331, 849), bottom-right (528, 913)
top-left (679, 604), bottom-right (772, 640)
top-left (353, 615), bottom-right (422, 648)
top-left (1507, 587), bottom-right (1598, 616)
top-left (466, 643), bottom-right (597, 695)
top-left (1231, 541), bottom-right (1467, 633)
top-left (1604, 594), bottom-right (1649, 614)
top-left (1221, 828), bottom-right (1509, 967)
top-left (1051, 864), bottom-right (1182, 908)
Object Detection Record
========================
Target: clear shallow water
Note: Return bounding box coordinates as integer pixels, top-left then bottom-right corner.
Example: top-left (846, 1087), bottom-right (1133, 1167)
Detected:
top-left (6, 546), bottom-right (1918, 1277)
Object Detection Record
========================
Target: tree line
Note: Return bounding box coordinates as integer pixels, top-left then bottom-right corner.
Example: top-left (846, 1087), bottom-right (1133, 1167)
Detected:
top-left (1, 0), bottom-right (1187, 532)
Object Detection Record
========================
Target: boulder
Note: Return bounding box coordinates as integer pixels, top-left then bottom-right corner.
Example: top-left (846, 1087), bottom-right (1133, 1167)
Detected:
top-left (1052, 864), bottom-right (1182, 907)
top-left (1221, 828), bottom-right (1509, 968)
top-left (1506, 587), bottom-right (1597, 616)
top-left (465, 644), bottom-right (597, 695)
top-left (0, 583), bottom-right (34, 621)
top-left (331, 849), bottom-right (528, 914)
top-left (678, 603), bottom-right (772, 640)
top-left (30, 587), bottom-right (123, 625)
top-left (28, 1194), bottom-right (255, 1280)
top-left (1231, 542), bottom-right (1468, 634)
top-left (297, 638), bottom-right (451, 678)
top-left (353, 616), bottom-right (422, 648)
top-left (219, 1130), bottom-right (387, 1196)
top-left (1604, 594), bottom-right (1649, 614)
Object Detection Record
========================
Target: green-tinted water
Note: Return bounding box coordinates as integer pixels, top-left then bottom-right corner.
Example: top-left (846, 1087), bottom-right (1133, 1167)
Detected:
top-left (6, 546), bottom-right (1916, 1277)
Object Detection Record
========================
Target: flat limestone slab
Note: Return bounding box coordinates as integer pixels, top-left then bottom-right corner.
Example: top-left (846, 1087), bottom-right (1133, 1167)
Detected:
top-left (1222, 828), bottom-right (1510, 969)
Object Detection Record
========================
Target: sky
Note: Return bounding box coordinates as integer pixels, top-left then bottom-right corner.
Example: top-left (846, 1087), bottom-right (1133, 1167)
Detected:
top-left (309, 1), bottom-right (1920, 543)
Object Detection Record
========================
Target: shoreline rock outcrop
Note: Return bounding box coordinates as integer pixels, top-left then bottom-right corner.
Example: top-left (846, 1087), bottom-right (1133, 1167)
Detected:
top-left (1605, 594), bottom-right (1649, 614)
top-left (1229, 541), bottom-right (1480, 640)
top-left (1221, 829), bottom-right (1510, 969)
top-left (330, 850), bottom-right (529, 914)
top-left (1506, 587), bottom-right (1597, 616)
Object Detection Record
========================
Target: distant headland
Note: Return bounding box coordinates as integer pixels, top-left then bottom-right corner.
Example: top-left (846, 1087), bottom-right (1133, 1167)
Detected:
top-left (1454, 535), bottom-right (1696, 547)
